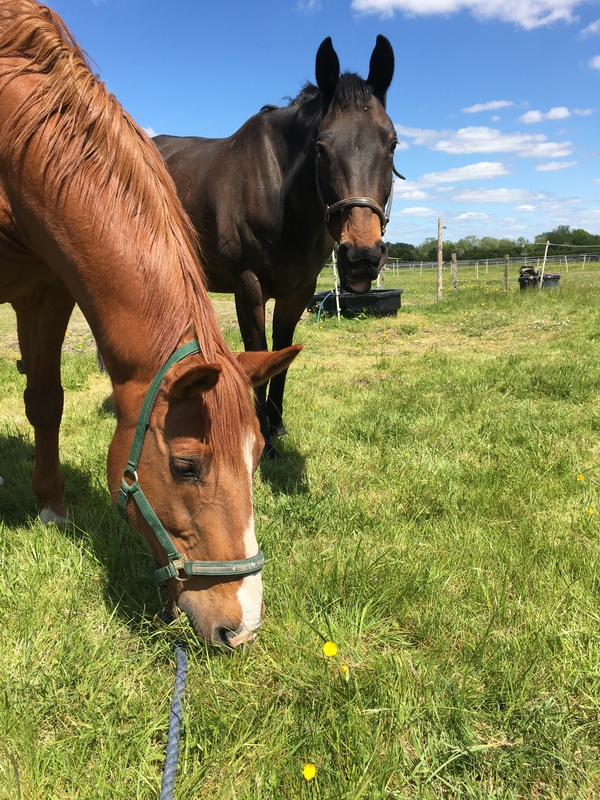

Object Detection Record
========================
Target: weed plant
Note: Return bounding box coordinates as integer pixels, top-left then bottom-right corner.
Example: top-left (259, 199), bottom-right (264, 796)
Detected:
top-left (0, 269), bottom-right (598, 798)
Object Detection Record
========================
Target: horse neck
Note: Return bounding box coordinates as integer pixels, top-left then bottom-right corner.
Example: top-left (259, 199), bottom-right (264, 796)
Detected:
top-left (16, 165), bottom-right (214, 387)
top-left (275, 109), bottom-right (326, 228)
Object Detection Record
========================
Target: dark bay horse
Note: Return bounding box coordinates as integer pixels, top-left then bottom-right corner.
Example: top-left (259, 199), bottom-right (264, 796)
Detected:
top-left (0, 0), bottom-right (300, 647)
top-left (154, 35), bottom-right (397, 455)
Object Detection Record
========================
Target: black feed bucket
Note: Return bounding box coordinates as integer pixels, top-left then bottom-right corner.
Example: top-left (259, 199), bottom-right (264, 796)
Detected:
top-left (518, 272), bottom-right (561, 290)
top-left (308, 289), bottom-right (402, 318)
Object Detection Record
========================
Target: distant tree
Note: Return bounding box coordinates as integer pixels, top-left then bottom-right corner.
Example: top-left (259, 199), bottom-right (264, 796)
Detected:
top-left (387, 227), bottom-right (599, 265)
top-left (534, 226), bottom-right (600, 255)
top-left (386, 241), bottom-right (417, 261)
top-left (415, 237), bottom-right (438, 262)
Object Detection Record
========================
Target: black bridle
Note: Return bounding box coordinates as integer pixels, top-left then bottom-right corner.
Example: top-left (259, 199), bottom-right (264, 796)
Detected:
top-left (315, 149), bottom-right (404, 238)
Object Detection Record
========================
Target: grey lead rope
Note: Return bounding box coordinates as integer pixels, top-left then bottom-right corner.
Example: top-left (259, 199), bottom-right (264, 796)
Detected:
top-left (159, 642), bottom-right (188, 800)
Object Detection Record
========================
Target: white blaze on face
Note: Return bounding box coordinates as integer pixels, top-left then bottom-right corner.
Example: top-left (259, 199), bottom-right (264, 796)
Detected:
top-left (236, 431), bottom-right (263, 636)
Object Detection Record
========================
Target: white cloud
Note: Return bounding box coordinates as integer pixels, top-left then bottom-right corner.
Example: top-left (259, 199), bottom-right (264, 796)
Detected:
top-left (520, 106), bottom-right (570, 123)
top-left (589, 55), bottom-right (600, 69)
top-left (546, 106), bottom-right (571, 120)
top-left (297, 0), bottom-right (322, 11)
top-left (462, 100), bottom-right (514, 114)
top-left (351, 0), bottom-right (581, 29)
top-left (520, 110), bottom-right (543, 124)
top-left (395, 124), bottom-right (443, 148)
top-left (437, 127), bottom-right (573, 158)
top-left (581, 19), bottom-right (600, 36)
top-left (393, 184), bottom-right (430, 200)
top-left (517, 204), bottom-right (537, 211)
top-left (397, 123), bottom-right (573, 159)
top-left (452, 187), bottom-right (541, 203)
top-left (535, 160), bottom-right (578, 172)
top-left (420, 161), bottom-right (511, 185)
top-left (143, 126), bottom-right (157, 138)
top-left (399, 206), bottom-right (438, 217)
top-left (456, 212), bottom-right (490, 219)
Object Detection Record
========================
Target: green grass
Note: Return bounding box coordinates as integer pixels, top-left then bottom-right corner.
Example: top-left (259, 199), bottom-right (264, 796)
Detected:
top-left (1, 270), bottom-right (599, 798)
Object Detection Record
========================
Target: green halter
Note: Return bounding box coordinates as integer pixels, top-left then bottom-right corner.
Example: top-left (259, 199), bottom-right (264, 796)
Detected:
top-left (117, 340), bottom-right (264, 584)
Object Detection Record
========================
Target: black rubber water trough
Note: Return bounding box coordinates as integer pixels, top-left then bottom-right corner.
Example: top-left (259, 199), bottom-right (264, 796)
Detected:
top-left (307, 288), bottom-right (403, 318)
top-left (518, 272), bottom-right (561, 290)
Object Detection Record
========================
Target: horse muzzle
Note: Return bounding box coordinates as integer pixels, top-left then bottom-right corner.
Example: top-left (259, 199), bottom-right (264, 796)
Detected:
top-left (337, 240), bottom-right (387, 293)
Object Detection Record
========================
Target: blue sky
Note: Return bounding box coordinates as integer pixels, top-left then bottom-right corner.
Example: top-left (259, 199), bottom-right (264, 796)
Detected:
top-left (47, 0), bottom-right (600, 246)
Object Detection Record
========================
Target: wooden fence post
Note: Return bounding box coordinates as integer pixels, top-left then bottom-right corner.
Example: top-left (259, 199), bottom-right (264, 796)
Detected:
top-left (451, 252), bottom-right (459, 292)
top-left (504, 254), bottom-right (510, 291)
top-left (437, 218), bottom-right (443, 302)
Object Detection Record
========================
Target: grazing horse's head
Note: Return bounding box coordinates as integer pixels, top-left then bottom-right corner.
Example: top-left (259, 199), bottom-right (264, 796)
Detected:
top-left (108, 345), bottom-right (301, 648)
top-left (315, 35), bottom-right (396, 293)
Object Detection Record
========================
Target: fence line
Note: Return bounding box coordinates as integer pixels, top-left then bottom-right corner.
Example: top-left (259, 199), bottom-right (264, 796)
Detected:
top-left (386, 252), bottom-right (600, 275)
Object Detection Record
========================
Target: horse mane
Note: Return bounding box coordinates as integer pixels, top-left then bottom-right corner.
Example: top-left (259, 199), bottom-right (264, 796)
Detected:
top-left (261, 73), bottom-right (376, 129)
top-left (0, 0), bottom-right (254, 459)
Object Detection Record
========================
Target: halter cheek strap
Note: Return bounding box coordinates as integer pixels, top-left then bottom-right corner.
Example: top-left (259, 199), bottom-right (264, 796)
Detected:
top-left (315, 150), bottom-right (396, 237)
top-left (117, 340), bottom-right (264, 584)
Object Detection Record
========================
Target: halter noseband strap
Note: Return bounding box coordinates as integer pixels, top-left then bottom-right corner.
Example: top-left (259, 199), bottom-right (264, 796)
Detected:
top-left (315, 150), bottom-right (394, 237)
top-left (117, 339), bottom-right (264, 584)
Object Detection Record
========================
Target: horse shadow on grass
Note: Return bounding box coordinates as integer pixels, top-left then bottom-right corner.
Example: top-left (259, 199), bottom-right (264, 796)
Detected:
top-left (0, 413), bottom-right (310, 641)
top-left (0, 429), bottom-right (160, 634)
top-left (259, 438), bottom-right (309, 495)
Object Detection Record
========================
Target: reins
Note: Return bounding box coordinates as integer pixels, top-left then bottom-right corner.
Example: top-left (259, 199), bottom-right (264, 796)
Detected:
top-left (117, 339), bottom-right (265, 586)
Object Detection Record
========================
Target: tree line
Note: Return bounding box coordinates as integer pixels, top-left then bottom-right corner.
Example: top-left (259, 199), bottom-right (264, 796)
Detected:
top-left (387, 226), bottom-right (600, 262)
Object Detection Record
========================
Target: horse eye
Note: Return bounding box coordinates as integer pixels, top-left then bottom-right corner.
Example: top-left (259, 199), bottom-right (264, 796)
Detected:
top-left (389, 139), bottom-right (398, 155)
top-left (170, 456), bottom-right (201, 481)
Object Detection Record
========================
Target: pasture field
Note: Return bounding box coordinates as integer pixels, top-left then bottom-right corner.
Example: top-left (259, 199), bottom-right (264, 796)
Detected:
top-left (1, 267), bottom-right (599, 799)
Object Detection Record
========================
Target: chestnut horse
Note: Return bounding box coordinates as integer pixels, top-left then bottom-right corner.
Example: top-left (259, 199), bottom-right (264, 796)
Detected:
top-left (0, 0), bottom-right (300, 647)
top-left (155, 35), bottom-right (397, 455)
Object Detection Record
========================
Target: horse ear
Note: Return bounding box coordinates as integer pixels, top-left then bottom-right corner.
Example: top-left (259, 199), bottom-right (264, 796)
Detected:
top-left (165, 359), bottom-right (222, 400)
top-left (236, 344), bottom-right (302, 388)
top-left (315, 37), bottom-right (340, 109)
top-left (367, 34), bottom-right (394, 106)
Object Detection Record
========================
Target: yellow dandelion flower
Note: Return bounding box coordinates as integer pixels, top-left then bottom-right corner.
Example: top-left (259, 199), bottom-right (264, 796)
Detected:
top-left (577, 474), bottom-right (585, 482)
top-left (340, 664), bottom-right (348, 673)
top-left (588, 508), bottom-right (594, 516)
top-left (322, 641), bottom-right (338, 657)
top-left (303, 763), bottom-right (317, 781)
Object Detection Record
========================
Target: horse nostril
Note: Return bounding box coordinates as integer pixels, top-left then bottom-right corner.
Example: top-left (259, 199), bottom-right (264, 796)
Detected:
top-left (214, 626), bottom-right (233, 648)
top-left (214, 624), bottom-right (256, 650)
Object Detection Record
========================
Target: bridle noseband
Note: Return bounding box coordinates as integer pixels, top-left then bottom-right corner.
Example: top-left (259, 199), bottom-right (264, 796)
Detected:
top-left (315, 149), bottom-right (400, 238)
top-left (117, 339), bottom-right (264, 585)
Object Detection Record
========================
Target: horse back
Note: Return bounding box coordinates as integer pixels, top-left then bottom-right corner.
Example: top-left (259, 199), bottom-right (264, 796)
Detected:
top-left (154, 122), bottom-right (330, 298)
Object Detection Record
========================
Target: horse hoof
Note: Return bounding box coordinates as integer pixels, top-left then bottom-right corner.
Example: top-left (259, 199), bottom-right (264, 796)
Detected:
top-left (39, 507), bottom-right (70, 527)
top-left (269, 423), bottom-right (287, 439)
top-left (16, 359), bottom-right (26, 374)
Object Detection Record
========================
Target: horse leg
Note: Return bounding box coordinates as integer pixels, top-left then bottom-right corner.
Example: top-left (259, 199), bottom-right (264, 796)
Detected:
top-left (267, 284), bottom-right (316, 438)
top-left (13, 281), bottom-right (75, 524)
top-left (232, 272), bottom-right (276, 457)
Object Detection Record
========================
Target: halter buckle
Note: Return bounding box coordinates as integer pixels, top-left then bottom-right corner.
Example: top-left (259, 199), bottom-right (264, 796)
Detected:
top-left (171, 555), bottom-right (190, 582)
